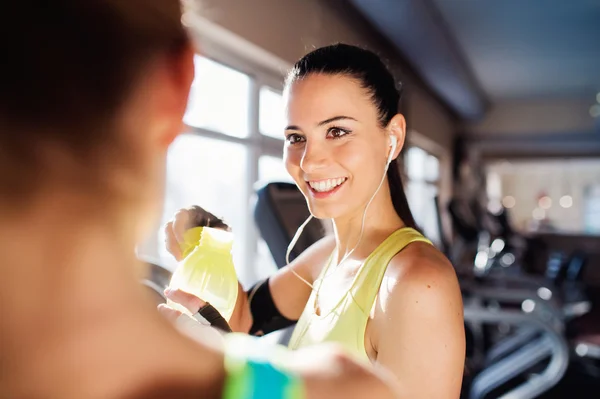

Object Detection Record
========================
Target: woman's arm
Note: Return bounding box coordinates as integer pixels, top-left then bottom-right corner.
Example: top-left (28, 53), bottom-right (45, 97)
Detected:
top-left (371, 243), bottom-right (465, 398)
top-left (288, 344), bottom-right (401, 399)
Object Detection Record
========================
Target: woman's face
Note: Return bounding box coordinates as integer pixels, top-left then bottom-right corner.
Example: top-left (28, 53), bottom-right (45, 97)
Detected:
top-left (283, 74), bottom-right (393, 220)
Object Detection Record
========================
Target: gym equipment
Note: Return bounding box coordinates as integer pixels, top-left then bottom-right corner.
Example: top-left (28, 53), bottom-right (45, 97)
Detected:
top-left (464, 299), bottom-right (569, 399)
top-left (141, 261), bottom-right (170, 306)
top-left (141, 277), bottom-right (167, 306)
top-left (444, 194), bottom-right (600, 396)
top-left (253, 182), bottom-right (326, 269)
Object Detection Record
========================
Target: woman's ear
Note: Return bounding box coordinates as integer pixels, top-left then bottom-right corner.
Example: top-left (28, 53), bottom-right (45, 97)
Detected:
top-left (174, 43), bottom-right (196, 118)
top-left (154, 42), bottom-right (196, 150)
top-left (388, 114), bottom-right (406, 159)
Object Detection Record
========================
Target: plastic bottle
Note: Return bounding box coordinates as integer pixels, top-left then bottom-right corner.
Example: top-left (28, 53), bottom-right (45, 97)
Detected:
top-left (167, 226), bottom-right (239, 322)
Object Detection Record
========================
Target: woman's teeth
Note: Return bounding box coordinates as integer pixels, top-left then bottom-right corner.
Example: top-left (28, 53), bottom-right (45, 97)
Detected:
top-left (308, 177), bottom-right (346, 193)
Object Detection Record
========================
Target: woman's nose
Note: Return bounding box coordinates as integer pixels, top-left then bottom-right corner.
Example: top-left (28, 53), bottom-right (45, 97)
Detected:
top-left (300, 142), bottom-right (330, 173)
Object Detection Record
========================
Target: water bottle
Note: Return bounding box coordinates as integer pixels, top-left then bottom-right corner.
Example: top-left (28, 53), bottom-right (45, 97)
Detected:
top-left (167, 226), bottom-right (238, 322)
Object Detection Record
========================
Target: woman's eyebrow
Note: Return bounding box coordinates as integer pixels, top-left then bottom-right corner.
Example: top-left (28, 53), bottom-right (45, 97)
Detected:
top-left (285, 115), bottom-right (357, 131)
top-left (317, 115), bottom-right (357, 126)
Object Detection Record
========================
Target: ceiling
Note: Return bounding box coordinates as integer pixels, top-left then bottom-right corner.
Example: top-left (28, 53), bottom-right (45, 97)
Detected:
top-left (350, 0), bottom-right (600, 118)
top-left (430, 0), bottom-right (600, 101)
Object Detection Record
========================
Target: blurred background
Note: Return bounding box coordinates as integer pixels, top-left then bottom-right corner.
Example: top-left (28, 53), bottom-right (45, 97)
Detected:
top-left (137, 1), bottom-right (600, 397)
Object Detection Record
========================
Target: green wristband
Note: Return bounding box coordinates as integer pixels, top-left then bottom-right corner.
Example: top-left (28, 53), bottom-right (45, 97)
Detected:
top-left (222, 353), bottom-right (304, 399)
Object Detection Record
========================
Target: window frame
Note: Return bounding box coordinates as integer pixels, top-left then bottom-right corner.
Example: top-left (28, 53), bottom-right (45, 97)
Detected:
top-left (402, 130), bottom-right (451, 247)
top-left (155, 21), bottom-right (291, 284)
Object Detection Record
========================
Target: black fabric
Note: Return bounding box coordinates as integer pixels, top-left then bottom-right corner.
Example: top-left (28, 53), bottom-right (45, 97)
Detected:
top-left (197, 303), bottom-right (232, 333)
top-left (248, 278), bottom-right (297, 336)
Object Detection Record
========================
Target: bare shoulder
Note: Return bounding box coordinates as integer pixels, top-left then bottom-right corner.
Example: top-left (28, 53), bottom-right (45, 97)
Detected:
top-left (370, 241), bottom-right (464, 354)
top-left (291, 234), bottom-right (336, 280)
top-left (378, 242), bottom-right (462, 315)
top-left (390, 241), bottom-right (456, 284)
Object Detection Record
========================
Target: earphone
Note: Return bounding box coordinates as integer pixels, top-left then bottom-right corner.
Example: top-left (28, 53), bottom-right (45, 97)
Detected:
top-left (387, 135), bottom-right (397, 165)
top-left (285, 134), bottom-right (399, 289)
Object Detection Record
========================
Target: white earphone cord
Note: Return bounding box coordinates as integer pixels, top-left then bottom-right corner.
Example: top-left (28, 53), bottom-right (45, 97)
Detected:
top-left (285, 214), bottom-right (317, 288)
top-left (285, 139), bottom-right (396, 289)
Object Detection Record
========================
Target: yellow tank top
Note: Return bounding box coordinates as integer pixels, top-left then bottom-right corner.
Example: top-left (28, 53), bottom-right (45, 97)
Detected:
top-left (287, 227), bottom-right (432, 362)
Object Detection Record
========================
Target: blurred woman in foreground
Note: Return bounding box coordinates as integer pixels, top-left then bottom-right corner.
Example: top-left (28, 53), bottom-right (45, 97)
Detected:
top-left (0, 1), bottom-right (399, 398)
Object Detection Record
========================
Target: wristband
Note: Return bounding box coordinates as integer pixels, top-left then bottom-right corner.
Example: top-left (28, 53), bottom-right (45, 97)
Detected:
top-left (196, 302), bottom-right (232, 333)
top-left (222, 335), bottom-right (304, 399)
top-left (222, 357), bottom-right (304, 399)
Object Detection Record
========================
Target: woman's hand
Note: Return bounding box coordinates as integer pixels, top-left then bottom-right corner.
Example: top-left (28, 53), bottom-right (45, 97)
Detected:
top-left (158, 288), bottom-right (207, 318)
top-left (161, 288), bottom-right (233, 333)
top-left (158, 289), bottom-right (226, 350)
top-left (162, 206), bottom-right (252, 332)
top-left (164, 205), bottom-right (230, 261)
top-left (289, 345), bottom-right (401, 399)
top-left (158, 305), bottom-right (225, 351)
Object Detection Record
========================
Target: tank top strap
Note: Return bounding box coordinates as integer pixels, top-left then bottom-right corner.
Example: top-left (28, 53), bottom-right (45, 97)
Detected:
top-left (351, 227), bottom-right (432, 314)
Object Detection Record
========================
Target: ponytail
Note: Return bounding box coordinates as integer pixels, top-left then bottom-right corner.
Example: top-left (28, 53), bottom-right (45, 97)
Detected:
top-left (387, 158), bottom-right (418, 230)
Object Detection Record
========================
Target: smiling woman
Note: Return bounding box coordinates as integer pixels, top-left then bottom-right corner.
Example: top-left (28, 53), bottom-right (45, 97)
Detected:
top-left (280, 46), bottom-right (464, 383)
top-left (283, 49), bottom-right (417, 229)
top-left (165, 43), bottom-right (465, 399)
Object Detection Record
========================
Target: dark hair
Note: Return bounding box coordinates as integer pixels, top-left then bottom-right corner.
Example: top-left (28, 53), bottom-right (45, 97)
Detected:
top-left (286, 43), bottom-right (418, 229)
top-left (0, 0), bottom-right (189, 202)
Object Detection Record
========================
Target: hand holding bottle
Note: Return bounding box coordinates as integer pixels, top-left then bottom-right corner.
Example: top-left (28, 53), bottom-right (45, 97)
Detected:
top-left (164, 206), bottom-right (253, 333)
top-left (164, 205), bottom-right (230, 261)
top-left (158, 289), bottom-right (227, 350)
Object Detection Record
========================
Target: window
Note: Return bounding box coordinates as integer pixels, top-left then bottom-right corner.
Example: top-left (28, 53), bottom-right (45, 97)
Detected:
top-left (484, 159), bottom-right (600, 234)
top-left (258, 155), bottom-right (293, 185)
top-left (583, 184), bottom-right (600, 234)
top-left (137, 54), bottom-right (287, 288)
top-left (157, 134), bottom-right (248, 273)
top-left (404, 146), bottom-right (442, 247)
top-left (252, 155), bottom-right (294, 280)
top-left (406, 146), bottom-right (439, 182)
top-left (184, 56), bottom-right (251, 138)
top-left (259, 87), bottom-right (285, 139)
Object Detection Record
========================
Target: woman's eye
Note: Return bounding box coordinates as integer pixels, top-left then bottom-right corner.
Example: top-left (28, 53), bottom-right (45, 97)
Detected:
top-left (327, 127), bottom-right (350, 139)
top-left (286, 133), bottom-right (305, 144)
